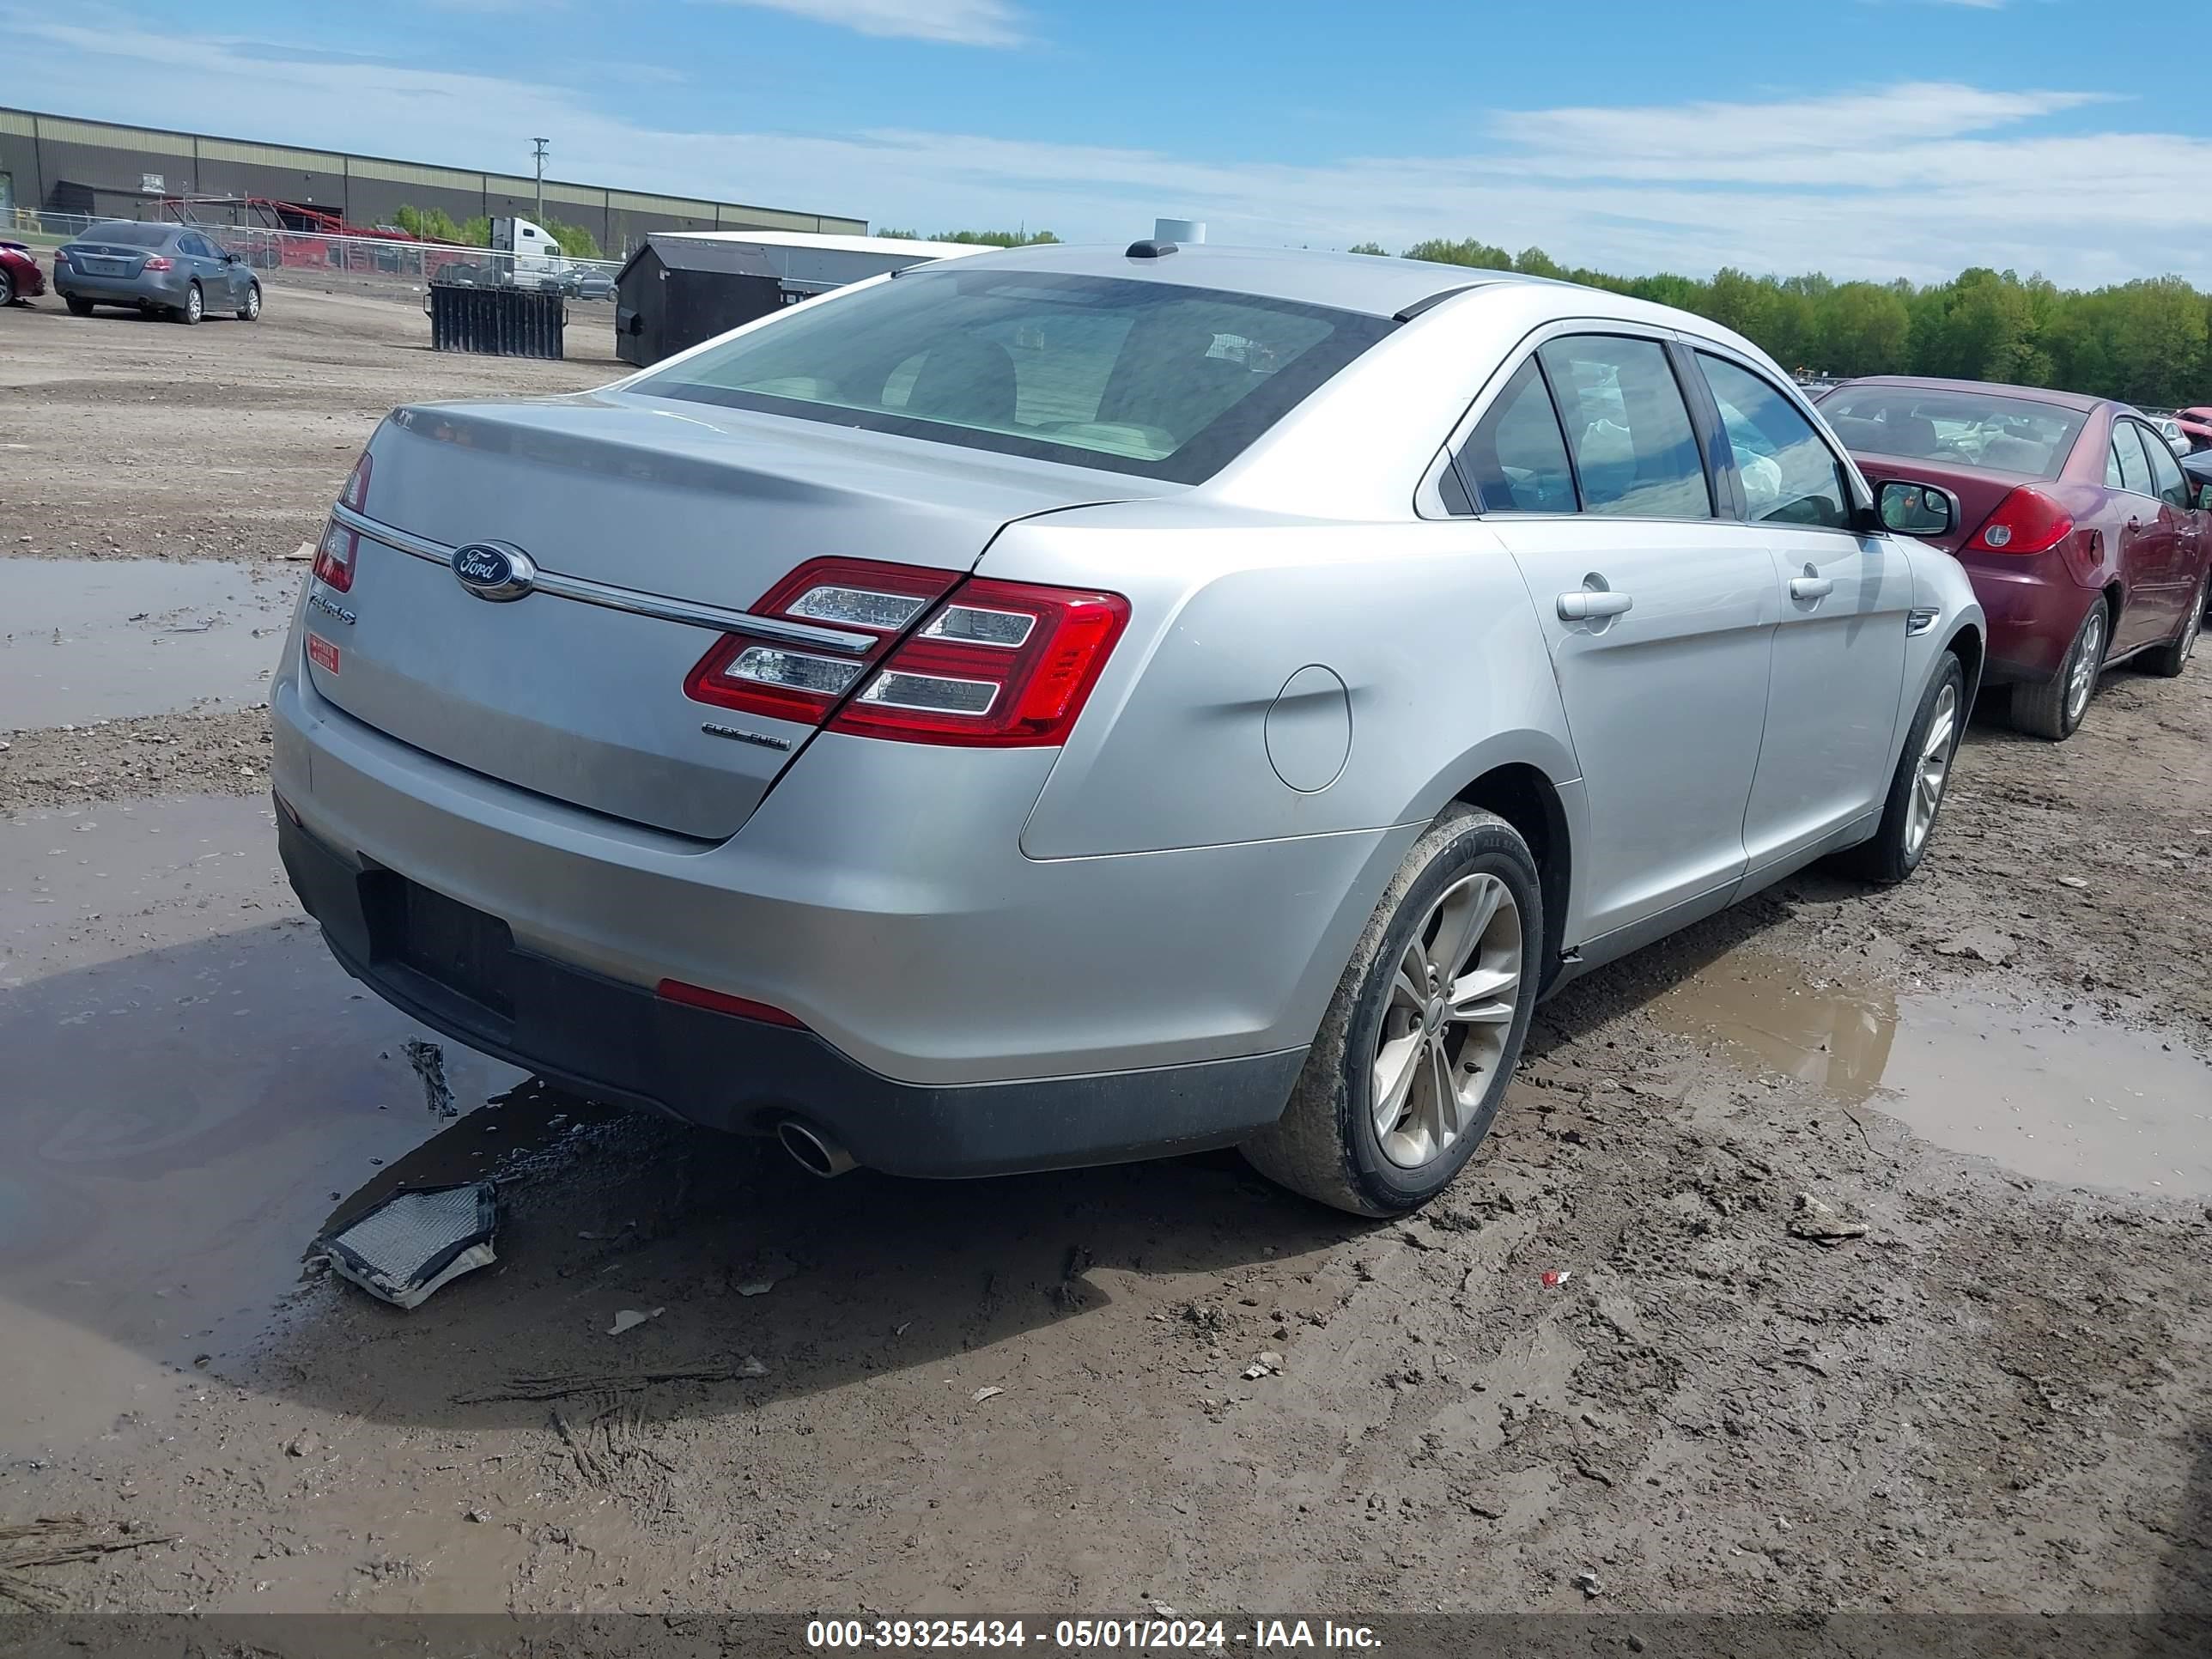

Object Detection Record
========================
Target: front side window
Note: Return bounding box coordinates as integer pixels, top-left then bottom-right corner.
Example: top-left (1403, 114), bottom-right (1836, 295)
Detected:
top-left (1537, 337), bottom-right (1711, 519)
top-left (1453, 358), bottom-right (1577, 514)
top-left (1698, 355), bottom-right (1851, 529)
top-left (627, 268), bottom-right (1394, 484)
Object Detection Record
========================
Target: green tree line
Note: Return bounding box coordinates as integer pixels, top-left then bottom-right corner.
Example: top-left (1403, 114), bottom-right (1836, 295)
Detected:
top-left (1355, 238), bottom-right (2206, 409)
top-left (392, 204), bottom-right (603, 261)
top-left (875, 228), bottom-right (1064, 246)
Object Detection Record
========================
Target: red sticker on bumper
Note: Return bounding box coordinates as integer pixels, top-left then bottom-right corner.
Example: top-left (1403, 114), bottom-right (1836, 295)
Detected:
top-left (307, 634), bottom-right (340, 675)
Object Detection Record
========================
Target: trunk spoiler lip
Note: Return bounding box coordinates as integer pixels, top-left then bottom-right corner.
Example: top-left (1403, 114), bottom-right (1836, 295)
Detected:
top-left (328, 501), bottom-right (876, 652)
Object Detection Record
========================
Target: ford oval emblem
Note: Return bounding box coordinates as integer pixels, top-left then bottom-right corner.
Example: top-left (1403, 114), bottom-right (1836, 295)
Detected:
top-left (451, 541), bottom-right (537, 602)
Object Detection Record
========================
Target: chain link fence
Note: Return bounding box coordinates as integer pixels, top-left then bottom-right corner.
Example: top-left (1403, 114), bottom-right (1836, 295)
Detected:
top-left (7, 208), bottom-right (622, 308)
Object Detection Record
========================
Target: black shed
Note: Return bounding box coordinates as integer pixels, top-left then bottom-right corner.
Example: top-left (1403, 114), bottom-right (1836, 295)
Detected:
top-left (612, 232), bottom-right (971, 368)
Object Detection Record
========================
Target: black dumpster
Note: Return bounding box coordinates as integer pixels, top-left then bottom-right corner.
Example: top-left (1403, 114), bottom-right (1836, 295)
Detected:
top-left (428, 283), bottom-right (566, 360)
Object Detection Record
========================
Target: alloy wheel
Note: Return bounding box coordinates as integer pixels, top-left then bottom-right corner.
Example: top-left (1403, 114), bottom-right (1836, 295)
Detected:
top-left (1370, 872), bottom-right (1522, 1170)
top-left (2067, 606), bottom-right (2104, 723)
top-left (1905, 679), bottom-right (1959, 859)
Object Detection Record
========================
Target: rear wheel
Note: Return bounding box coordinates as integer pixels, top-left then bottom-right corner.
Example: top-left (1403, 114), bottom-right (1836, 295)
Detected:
top-left (1839, 653), bottom-right (1965, 884)
top-left (1242, 805), bottom-right (1543, 1217)
top-left (65, 295), bottom-right (94, 317)
top-left (2010, 599), bottom-right (2106, 740)
top-left (2141, 578), bottom-right (2204, 678)
top-left (174, 283), bottom-right (204, 325)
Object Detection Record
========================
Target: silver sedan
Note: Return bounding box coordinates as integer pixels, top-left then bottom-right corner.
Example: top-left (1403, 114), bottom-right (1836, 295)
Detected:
top-left (270, 241), bottom-right (1981, 1214)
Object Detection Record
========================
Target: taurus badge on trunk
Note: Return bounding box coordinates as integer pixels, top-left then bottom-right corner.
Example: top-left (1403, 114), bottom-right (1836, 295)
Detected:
top-left (451, 542), bottom-right (537, 602)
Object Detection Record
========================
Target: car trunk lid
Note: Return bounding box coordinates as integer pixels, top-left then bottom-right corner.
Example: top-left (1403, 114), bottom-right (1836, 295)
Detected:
top-left (63, 240), bottom-right (161, 278)
top-left (1844, 452), bottom-right (2039, 557)
top-left (303, 394), bottom-right (1156, 839)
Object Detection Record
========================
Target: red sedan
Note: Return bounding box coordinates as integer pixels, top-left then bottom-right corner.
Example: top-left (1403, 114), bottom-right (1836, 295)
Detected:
top-left (1818, 377), bottom-right (2208, 738)
top-left (0, 240), bottom-right (46, 307)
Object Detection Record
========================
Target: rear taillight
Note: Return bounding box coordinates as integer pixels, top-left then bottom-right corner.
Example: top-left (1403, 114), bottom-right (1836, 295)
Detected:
top-left (313, 452), bottom-right (374, 592)
top-left (142, 255), bottom-right (172, 271)
top-left (1971, 486), bottom-right (2073, 555)
top-left (684, 558), bottom-right (963, 724)
top-left (683, 559), bottom-right (1130, 747)
top-left (830, 580), bottom-right (1130, 747)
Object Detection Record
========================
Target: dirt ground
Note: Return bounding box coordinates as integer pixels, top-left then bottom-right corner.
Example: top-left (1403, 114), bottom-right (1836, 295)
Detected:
top-left (2, 286), bottom-right (2210, 1632)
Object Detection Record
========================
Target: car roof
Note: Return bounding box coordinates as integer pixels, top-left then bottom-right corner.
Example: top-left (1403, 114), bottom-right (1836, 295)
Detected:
top-left (925, 240), bottom-right (1555, 319)
top-left (1834, 374), bottom-right (2106, 415)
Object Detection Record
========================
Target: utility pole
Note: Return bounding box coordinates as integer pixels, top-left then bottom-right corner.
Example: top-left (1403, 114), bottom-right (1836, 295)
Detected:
top-left (532, 137), bottom-right (549, 225)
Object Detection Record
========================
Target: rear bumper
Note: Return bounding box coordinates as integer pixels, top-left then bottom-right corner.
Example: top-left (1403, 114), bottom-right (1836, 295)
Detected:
top-left (53, 268), bottom-right (190, 306)
top-left (1956, 552), bottom-right (2093, 684)
top-left (268, 652), bottom-right (1401, 1173)
top-left (278, 809), bottom-right (1304, 1176)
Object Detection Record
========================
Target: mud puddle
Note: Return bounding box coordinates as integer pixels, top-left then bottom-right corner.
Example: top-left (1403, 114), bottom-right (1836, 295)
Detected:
top-left (0, 796), bottom-right (605, 1450)
top-left (1654, 949), bottom-right (2212, 1199)
top-left (0, 556), bottom-right (295, 727)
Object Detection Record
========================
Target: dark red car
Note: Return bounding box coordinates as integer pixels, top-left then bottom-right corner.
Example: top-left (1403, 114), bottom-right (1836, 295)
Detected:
top-left (0, 240), bottom-right (46, 307)
top-left (1818, 377), bottom-right (2208, 738)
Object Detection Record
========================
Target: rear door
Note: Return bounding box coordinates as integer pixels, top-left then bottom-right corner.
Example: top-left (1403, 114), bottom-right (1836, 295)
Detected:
top-left (1693, 349), bottom-right (1910, 871)
top-left (1465, 330), bottom-right (1773, 944)
top-left (2111, 422), bottom-right (2185, 650)
top-left (178, 233), bottom-right (222, 302)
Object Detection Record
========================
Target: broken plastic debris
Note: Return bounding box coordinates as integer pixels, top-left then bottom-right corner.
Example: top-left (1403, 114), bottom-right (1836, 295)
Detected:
top-left (607, 1308), bottom-right (665, 1336)
top-left (1541, 1269), bottom-right (1574, 1288)
top-left (971, 1385), bottom-right (1006, 1403)
top-left (317, 1182), bottom-right (497, 1310)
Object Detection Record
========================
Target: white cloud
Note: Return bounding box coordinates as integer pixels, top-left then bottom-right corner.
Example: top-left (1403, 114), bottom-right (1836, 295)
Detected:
top-left (703, 0), bottom-right (1022, 47)
top-left (4, 16), bottom-right (2205, 288)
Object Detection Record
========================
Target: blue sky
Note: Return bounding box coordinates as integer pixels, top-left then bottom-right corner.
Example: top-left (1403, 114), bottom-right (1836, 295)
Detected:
top-left (5, 1), bottom-right (2207, 287)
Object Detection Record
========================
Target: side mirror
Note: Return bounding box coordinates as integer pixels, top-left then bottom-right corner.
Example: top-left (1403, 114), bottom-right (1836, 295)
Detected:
top-left (1878, 478), bottom-right (1957, 538)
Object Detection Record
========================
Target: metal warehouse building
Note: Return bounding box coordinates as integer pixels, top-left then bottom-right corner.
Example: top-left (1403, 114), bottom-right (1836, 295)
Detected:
top-left (0, 107), bottom-right (866, 253)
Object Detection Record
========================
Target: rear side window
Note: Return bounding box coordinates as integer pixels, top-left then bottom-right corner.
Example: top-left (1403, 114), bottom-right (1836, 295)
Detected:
top-left (2106, 441), bottom-right (2128, 490)
top-left (1453, 358), bottom-right (1577, 514)
top-left (1697, 355), bottom-right (1852, 530)
top-left (629, 268), bottom-right (1394, 484)
top-left (2113, 424), bottom-right (2154, 496)
top-left (1538, 337), bottom-right (1712, 519)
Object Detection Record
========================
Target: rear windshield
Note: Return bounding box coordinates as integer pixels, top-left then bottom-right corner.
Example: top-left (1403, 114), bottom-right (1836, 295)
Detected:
top-left (1816, 386), bottom-right (2084, 480)
top-left (627, 268), bottom-right (1394, 483)
top-left (79, 222), bottom-right (174, 248)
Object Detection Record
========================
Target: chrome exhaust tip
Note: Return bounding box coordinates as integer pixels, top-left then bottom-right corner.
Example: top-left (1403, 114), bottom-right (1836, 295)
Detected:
top-left (777, 1119), bottom-right (857, 1179)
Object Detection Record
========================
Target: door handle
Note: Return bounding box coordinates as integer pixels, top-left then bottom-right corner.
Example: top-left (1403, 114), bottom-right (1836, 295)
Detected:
top-left (1789, 575), bottom-right (1834, 601)
top-left (1557, 589), bottom-right (1632, 621)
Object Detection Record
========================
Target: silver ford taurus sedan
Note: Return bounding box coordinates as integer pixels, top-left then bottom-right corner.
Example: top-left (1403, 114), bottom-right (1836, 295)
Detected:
top-left (271, 241), bottom-right (1982, 1215)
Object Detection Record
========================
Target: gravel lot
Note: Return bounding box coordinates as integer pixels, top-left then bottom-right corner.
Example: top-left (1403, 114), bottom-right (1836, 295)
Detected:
top-left (1, 286), bottom-right (2209, 1631)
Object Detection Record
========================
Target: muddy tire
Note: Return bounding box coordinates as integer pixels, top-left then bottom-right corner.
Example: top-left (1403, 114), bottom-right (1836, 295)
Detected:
top-left (1242, 805), bottom-right (1543, 1217)
top-left (174, 283), bottom-right (204, 325)
top-left (1839, 653), bottom-right (1966, 885)
top-left (65, 295), bottom-right (94, 317)
top-left (2010, 599), bottom-right (2106, 740)
top-left (2141, 578), bottom-right (2204, 679)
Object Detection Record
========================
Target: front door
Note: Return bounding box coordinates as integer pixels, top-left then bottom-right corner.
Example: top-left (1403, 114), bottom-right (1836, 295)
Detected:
top-left (1459, 334), bottom-right (1773, 945)
top-left (1693, 352), bottom-right (1911, 871)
